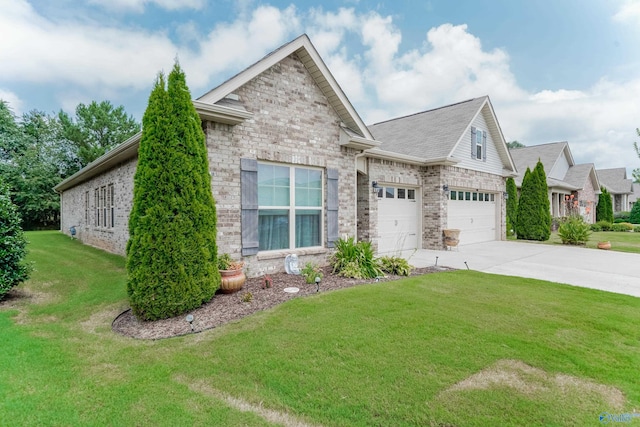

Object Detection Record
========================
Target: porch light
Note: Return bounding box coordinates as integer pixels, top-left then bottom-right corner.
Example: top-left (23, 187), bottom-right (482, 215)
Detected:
top-left (503, 192), bottom-right (509, 199)
top-left (372, 181), bottom-right (381, 193)
top-left (442, 184), bottom-right (449, 192)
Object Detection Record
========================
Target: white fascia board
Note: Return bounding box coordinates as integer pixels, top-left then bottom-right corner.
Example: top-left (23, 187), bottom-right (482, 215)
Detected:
top-left (193, 100), bottom-right (253, 124)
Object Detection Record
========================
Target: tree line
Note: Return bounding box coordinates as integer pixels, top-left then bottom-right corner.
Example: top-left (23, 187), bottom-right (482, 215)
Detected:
top-left (0, 100), bottom-right (140, 229)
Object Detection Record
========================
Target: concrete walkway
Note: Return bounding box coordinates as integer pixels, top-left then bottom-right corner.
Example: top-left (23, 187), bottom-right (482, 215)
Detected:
top-left (400, 241), bottom-right (640, 298)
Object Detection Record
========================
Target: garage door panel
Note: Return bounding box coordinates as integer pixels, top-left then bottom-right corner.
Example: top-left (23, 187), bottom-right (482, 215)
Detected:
top-left (377, 187), bottom-right (419, 253)
top-left (448, 195), bottom-right (497, 245)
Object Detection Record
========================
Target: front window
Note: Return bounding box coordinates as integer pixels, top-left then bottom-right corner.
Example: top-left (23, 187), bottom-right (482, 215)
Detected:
top-left (258, 164), bottom-right (322, 251)
top-left (475, 130), bottom-right (483, 159)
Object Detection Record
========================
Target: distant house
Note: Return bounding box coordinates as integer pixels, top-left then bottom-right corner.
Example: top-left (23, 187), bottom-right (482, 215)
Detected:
top-left (509, 142), bottom-right (600, 223)
top-left (596, 168), bottom-right (634, 213)
top-left (53, 35), bottom-right (517, 276)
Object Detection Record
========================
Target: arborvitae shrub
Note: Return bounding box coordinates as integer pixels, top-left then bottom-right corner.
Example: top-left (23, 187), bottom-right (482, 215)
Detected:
top-left (506, 177), bottom-right (518, 236)
top-left (0, 182), bottom-right (31, 299)
top-left (516, 161), bottom-right (551, 241)
top-left (596, 187), bottom-right (614, 223)
top-left (629, 201), bottom-right (640, 224)
top-left (126, 63), bottom-right (220, 321)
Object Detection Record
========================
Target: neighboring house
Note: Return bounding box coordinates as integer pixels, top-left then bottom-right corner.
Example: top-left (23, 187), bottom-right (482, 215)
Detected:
top-left (365, 97), bottom-right (517, 250)
top-left (596, 168), bottom-right (634, 213)
top-left (54, 35), bottom-right (515, 276)
top-left (509, 142), bottom-right (600, 223)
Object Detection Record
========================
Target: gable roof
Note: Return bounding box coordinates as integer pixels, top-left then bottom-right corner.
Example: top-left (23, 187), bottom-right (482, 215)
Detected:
top-left (198, 34), bottom-right (374, 141)
top-left (509, 141), bottom-right (599, 192)
top-left (630, 183), bottom-right (639, 204)
top-left (367, 96), bottom-right (516, 171)
top-left (596, 168), bottom-right (634, 194)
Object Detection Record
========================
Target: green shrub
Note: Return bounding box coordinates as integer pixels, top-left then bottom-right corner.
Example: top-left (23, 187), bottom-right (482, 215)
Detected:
top-left (630, 201), bottom-right (640, 224)
top-left (635, 226), bottom-right (640, 233)
top-left (594, 220), bottom-right (612, 231)
top-left (613, 218), bottom-right (626, 223)
top-left (126, 63), bottom-right (220, 321)
top-left (0, 182), bottom-right (31, 299)
top-left (596, 188), bottom-right (614, 223)
top-left (516, 162), bottom-right (551, 241)
top-left (590, 223), bottom-right (602, 232)
top-left (330, 237), bottom-right (383, 279)
top-left (557, 216), bottom-right (591, 245)
top-left (506, 177), bottom-right (518, 236)
top-left (378, 256), bottom-right (412, 276)
top-left (301, 262), bottom-right (323, 284)
top-left (611, 222), bottom-right (634, 232)
top-left (614, 211), bottom-right (630, 221)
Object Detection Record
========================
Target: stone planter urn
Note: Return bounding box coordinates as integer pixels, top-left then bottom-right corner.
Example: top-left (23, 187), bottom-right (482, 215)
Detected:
top-left (597, 241), bottom-right (611, 250)
top-left (443, 229), bottom-right (461, 248)
top-left (219, 268), bottom-right (246, 294)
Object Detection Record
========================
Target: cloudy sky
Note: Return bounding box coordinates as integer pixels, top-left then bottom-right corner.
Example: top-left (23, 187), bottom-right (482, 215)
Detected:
top-left (1, 0), bottom-right (639, 174)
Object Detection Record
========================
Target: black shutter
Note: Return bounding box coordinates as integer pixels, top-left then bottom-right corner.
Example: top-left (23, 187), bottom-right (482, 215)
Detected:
top-left (241, 158), bottom-right (259, 256)
top-left (471, 126), bottom-right (477, 159)
top-left (482, 131), bottom-right (487, 162)
top-left (326, 168), bottom-right (339, 248)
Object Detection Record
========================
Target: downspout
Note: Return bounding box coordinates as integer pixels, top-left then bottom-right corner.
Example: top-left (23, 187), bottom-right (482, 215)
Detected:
top-left (354, 151), bottom-right (367, 239)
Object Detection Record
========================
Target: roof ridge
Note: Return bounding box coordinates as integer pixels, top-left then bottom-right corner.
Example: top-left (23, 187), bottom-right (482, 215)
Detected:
top-left (369, 96), bottom-right (487, 126)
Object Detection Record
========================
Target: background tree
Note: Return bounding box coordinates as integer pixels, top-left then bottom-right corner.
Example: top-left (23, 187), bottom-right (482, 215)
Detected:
top-left (58, 100), bottom-right (140, 170)
top-left (505, 177), bottom-right (518, 236)
top-left (629, 200), bottom-right (640, 224)
top-left (126, 63), bottom-right (220, 321)
top-left (634, 128), bottom-right (640, 183)
top-left (516, 160), bottom-right (551, 241)
top-left (507, 140), bottom-right (526, 149)
top-left (0, 180), bottom-right (31, 299)
top-left (596, 187), bottom-right (614, 223)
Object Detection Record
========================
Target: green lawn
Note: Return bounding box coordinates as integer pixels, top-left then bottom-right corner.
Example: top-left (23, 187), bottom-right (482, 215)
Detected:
top-left (1, 231), bottom-right (639, 426)
top-left (548, 230), bottom-right (640, 253)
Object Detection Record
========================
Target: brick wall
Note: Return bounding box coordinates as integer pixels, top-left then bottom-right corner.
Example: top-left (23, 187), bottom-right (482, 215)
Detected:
top-left (60, 157), bottom-right (136, 254)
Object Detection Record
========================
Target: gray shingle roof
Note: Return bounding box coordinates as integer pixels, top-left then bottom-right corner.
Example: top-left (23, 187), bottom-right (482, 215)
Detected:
top-left (630, 183), bottom-right (639, 204)
top-left (509, 142), bottom-right (569, 186)
top-left (368, 97), bottom-right (488, 160)
top-left (564, 163), bottom-right (595, 188)
top-left (596, 168), bottom-right (633, 194)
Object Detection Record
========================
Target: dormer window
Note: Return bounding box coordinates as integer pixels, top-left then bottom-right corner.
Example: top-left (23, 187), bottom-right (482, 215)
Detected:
top-left (471, 126), bottom-right (487, 161)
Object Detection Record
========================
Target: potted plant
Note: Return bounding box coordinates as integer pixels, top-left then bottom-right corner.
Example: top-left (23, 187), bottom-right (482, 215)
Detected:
top-left (217, 253), bottom-right (246, 293)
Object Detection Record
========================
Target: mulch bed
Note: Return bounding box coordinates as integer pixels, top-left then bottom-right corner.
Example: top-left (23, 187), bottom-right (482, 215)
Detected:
top-left (112, 266), bottom-right (449, 340)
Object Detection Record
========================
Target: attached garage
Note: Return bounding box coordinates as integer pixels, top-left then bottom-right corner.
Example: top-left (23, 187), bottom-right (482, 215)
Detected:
top-left (377, 185), bottom-right (419, 253)
top-left (447, 190), bottom-right (497, 245)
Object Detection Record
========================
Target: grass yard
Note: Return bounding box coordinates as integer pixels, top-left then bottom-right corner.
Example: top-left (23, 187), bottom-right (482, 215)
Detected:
top-left (1, 231), bottom-right (639, 426)
top-left (548, 230), bottom-right (640, 254)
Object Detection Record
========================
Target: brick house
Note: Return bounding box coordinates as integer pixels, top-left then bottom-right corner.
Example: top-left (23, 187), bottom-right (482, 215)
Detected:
top-left (596, 168), bottom-right (634, 213)
top-left (55, 34), bottom-right (516, 276)
top-left (510, 142), bottom-right (600, 223)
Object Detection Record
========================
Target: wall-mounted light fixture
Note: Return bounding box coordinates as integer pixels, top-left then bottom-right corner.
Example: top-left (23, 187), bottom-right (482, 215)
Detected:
top-left (372, 181), bottom-right (381, 194)
top-left (503, 192), bottom-right (509, 200)
top-left (442, 184), bottom-right (449, 192)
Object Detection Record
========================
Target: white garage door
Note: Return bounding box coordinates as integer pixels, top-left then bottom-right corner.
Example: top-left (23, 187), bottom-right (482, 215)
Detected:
top-left (447, 190), bottom-right (497, 245)
top-left (377, 186), bottom-right (419, 253)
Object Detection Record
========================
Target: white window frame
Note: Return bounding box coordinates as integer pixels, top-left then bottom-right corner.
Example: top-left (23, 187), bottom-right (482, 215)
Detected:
top-left (475, 130), bottom-right (484, 160)
top-left (257, 162), bottom-right (324, 251)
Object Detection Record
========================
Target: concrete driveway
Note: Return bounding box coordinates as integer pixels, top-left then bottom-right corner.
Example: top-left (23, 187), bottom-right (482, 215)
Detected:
top-left (403, 240), bottom-right (640, 298)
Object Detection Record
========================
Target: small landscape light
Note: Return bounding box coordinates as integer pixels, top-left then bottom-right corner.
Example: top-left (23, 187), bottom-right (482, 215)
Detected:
top-left (315, 276), bottom-right (321, 292)
top-left (186, 314), bottom-right (194, 332)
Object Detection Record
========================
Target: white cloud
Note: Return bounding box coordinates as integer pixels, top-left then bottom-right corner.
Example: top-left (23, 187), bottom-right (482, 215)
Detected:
top-left (0, 89), bottom-right (23, 115)
top-left (613, 0), bottom-right (640, 23)
top-left (88, 0), bottom-right (205, 13)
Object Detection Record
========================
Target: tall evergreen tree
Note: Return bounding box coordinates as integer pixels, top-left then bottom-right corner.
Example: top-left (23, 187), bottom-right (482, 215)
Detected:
top-left (596, 187), bottom-right (614, 223)
top-left (505, 177), bottom-right (518, 236)
top-left (516, 161), bottom-right (551, 241)
top-left (534, 160), bottom-right (551, 240)
top-left (126, 64), bottom-right (220, 321)
top-left (629, 201), bottom-right (640, 224)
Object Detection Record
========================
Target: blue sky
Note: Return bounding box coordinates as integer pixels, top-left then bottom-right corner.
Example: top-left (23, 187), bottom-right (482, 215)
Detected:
top-left (1, 0), bottom-right (639, 174)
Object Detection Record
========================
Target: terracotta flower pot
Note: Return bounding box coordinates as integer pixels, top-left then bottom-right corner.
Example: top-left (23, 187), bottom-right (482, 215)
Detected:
top-left (219, 269), bottom-right (246, 293)
top-left (597, 241), bottom-right (611, 250)
top-left (443, 229), bottom-right (461, 247)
